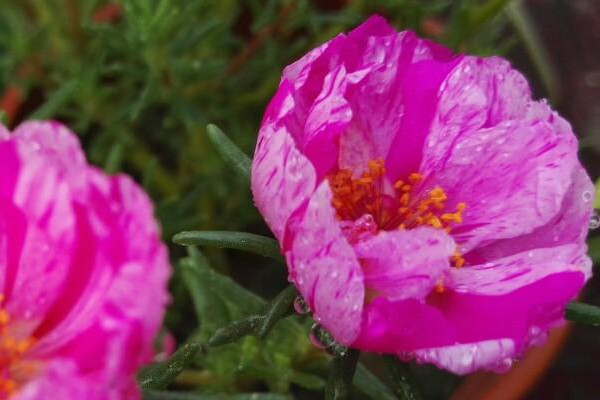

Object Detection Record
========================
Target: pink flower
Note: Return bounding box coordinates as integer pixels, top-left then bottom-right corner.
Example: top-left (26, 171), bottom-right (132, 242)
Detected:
top-left (0, 121), bottom-right (170, 398)
top-left (251, 16), bottom-right (594, 374)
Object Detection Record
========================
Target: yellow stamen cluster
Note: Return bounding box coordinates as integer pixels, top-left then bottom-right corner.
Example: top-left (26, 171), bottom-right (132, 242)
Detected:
top-left (329, 159), bottom-right (387, 223)
top-left (393, 174), bottom-right (466, 233)
top-left (0, 295), bottom-right (36, 397)
top-left (328, 159), bottom-right (468, 269)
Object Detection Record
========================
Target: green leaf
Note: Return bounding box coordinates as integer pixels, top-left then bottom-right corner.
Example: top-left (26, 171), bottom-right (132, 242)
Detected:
top-left (138, 341), bottom-right (204, 390)
top-left (258, 285), bottom-right (298, 337)
top-left (208, 315), bottom-right (264, 346)
top-left (179, 247), bottom-right (324, 392)
top-left (182, 247), bottom-right (267, 313)
top-left (206, 124), bottom-right (251, 181)
top-left (143, 392), bottom-right (291, 400)
top-left (589, 236), bottom-right (600, 265)
top-left (0, 110), bottom-right (7, 125)
top-left (353, 364), bottom-right (397, 400)
top-left (31, 80), bottom-right (79, 119)
top-left (173, 231), bottom-right (283, 263)
top-left (565, 302), bottom-right (600, 327)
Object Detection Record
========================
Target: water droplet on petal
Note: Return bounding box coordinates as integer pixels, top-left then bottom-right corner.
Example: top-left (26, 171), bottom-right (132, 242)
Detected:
top-left (589, 210), bottom-right (600, 230)
top-left (293, 296), bottom-right (310, 314)
top-left (582, 191), bottom-right (593, 203)
top-left (529, 325), bottom-right (541, 337)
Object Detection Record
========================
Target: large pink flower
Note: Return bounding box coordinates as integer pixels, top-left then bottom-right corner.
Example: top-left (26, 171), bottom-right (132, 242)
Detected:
top-left (0, 121), bottom-right (170, 398)
top-left (251, 16), bottom-right (594, 374)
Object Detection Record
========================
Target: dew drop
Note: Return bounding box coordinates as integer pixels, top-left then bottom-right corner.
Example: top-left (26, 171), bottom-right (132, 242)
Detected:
top-left (293, 296), bottom-right (310, 314)
top-left (590, 210), bottom-right (600, 230)
top-left (529, 325), bottom-right (541, 337)
top-left (582, 191), bottom-right (593, 203)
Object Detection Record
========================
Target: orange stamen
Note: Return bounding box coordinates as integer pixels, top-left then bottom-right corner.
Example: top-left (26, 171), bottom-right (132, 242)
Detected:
top-left (0, 295), bottom-right (37, 397)
top-left (328, 159), bottom-right (469, 279)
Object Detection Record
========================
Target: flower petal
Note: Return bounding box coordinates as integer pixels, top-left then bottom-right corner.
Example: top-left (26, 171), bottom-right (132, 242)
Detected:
top-left (425, 101), bottom-right (578, 251)
top-left (12, 121), bottom-right (87, 171)
top-left (353, 297), bottom-right (456, 353)
top-left (0, 123), bottom-right (9, 140)
top-left (401, 339), bottom-right (516, 375)
top-left (32, 172), bottom-right (169, 380)
top-left (251, 119), bottom-right (317, 242)
top-left (450, 245), bottom-right (585, 295)
top-left (303, 64), bottom-right (352, 177)
top-left (15, 359), bottom-right (136, 400)
top-left (467, 164), bottom-right (594, 278)
top-left (287, 181), bottom-right (364, 345)
top-left (429, 272), bottom-right (583, 345)
top-left (354, 227), bottom-right (454, 301)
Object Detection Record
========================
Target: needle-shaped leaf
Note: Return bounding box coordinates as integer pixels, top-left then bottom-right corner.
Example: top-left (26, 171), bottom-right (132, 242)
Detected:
top-left (206, 123), bottom-right (251, 181)
top-left (138, 340), bottom-right (204, 390)
top-left (566, 301), bottom-right (600, 327)
top-left (173, 231), bottom-right (283, 262)
top-left (258, 285), bottom-right (298, 337)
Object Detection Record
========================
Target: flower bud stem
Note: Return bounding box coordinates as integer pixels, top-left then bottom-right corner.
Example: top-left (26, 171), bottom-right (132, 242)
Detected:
top-left (325, 348), bottom-right (360, 400)
top-left (384, 356), bottom-right (422, 400)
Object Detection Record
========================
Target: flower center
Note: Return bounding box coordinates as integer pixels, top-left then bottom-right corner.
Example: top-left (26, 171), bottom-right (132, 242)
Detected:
top-left (0, 295), bottom-right (36, 397)
top-left (328, 159), bottom-right (467, 268)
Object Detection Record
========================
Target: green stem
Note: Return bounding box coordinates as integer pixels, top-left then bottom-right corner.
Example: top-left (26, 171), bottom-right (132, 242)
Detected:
top-left (325, 349), bottom-right (360, 400)
top-left (384, 356), bottom-right (422, 400)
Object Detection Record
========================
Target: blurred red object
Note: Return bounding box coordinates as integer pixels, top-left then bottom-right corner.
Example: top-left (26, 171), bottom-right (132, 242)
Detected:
top-left (0, 86), bottom-right (23, 124)
top-left (92, 3), bottom-right (122, 24)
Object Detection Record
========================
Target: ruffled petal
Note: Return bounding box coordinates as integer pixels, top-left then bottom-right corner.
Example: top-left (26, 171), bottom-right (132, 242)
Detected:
top-left (423, 57), bottom-right (532, 166)
top-left (428, 272), bottom-right (583, 345)
top-left (383, 53), bottom-right (462, 179)
top-left (15, 359), bottom-right (138, 400)
top-left (468, 165), bottom-right (594, 277)
top-left (353, 297), bottom-right (456, 353)
top-left (339, 29), bottom-right (460, 177)
top-left (354, 227), bottom-right (454, 301)
top-left (401, 339), bottom-right (516, 375)
top-left (251, 115), bottom-right (317, 242)
top-left (303, 64), bottom-right (352, 177)
top-left (33, 172), bottom-right (169, 372)
top-left (287, 182), bottom-right (364, 345)
top-left (449, 245), bottom-right (585, 295)
top-left (424, 101), bottom-right (578, 252)
top-left (12, 121), bottom-right (87, 171)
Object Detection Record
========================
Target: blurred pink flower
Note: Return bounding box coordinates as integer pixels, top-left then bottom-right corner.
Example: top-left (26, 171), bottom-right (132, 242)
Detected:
top-left (0, 121), bottom-right (170, 398)
top-left (251, 16), bottom-right (594, 374)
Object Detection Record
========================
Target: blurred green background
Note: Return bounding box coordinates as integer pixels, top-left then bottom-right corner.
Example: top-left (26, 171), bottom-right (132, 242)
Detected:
top-left (1, 0), bottom-right (599, 399)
